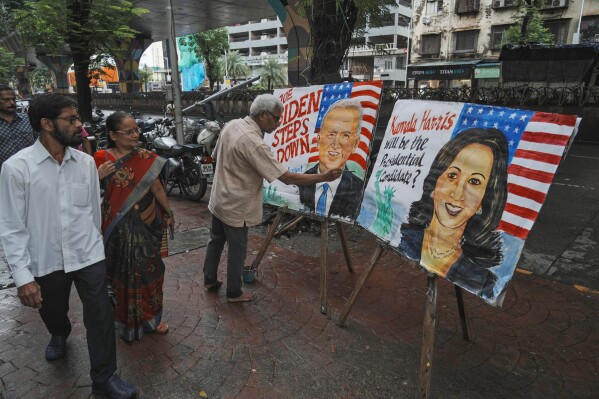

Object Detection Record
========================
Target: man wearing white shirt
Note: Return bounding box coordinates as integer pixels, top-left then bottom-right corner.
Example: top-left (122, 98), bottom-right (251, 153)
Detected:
top-left (299, 99), bottom-right (364, 219)
top-left (0, 93), bottom-right (137, 399)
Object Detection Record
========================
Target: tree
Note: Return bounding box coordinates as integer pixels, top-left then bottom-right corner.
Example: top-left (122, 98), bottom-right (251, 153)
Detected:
top-left (28, 67), bottom-right (54, 92)
top-left (222, 50), bottom-right (248, 83)
top-left (260, 56), bottom-right (286, 90)
top-left (297, 0), bottom-right (396, 84)
top-left (12, 0), bottom-right (147, 121)
top-left (503, 0), bottom-right (554, 45)
top-left (179, 28), bottom-right (229, 91)
top-left (138, 64), bottom-right (153, 92)
top-left (0, 47), bottom-right (25, 85)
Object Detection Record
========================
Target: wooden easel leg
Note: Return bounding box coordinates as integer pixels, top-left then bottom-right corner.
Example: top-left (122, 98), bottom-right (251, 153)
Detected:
top-left (419, 274), bottom-right (438, 399)
top-left (274, 215), bottom-right (304, 238)
top-left (454, 285), bottom-right (471, 342)
top-left (336, 222), bottom-right (354, 273)
top-left (336, 244), bottom-right (385, 327)
top-left (319, 220), bottom-right (328, 315)
top-left (250, 209), bottom-right (285, 269)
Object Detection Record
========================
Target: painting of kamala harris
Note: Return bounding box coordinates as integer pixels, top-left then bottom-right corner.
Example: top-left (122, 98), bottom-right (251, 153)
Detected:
top-left (399, 128), bottom-right (509, 300)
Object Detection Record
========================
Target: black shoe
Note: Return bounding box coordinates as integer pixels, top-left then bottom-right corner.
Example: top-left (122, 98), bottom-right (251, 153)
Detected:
top-left (203, 280), bottom-right (222, 291)
top-left (92, 374), bottom-right (137, 399)
top-left (45, 335), bottom-right (67, 361)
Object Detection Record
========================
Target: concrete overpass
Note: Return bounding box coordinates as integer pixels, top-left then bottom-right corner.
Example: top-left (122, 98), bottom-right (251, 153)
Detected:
top-left (2, 0), bottom-right (311, 93)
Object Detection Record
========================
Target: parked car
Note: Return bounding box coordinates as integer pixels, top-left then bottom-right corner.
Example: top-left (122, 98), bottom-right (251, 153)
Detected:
top-left (15, 99), bottom-right (29, 113)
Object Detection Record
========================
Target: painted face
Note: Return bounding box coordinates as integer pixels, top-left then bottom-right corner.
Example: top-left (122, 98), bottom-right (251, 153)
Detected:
top-left (52, 108), bottom-right (83, 146)
top-left (433, 143), bottom-right (493, 230)
top-left (317, 107), bottom-right (360, 172)
top-left (110, 116), bottom-right (140, 150)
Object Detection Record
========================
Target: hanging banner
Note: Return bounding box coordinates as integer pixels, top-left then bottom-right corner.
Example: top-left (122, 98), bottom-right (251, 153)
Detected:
top-left (264, 81), bottom-right (383, 222)
top-left (358, 100), bottom-right (579, 306)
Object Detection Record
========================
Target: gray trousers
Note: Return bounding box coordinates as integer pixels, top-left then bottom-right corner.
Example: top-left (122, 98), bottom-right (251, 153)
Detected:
top-left (203, 215), bottom-right (248, 298)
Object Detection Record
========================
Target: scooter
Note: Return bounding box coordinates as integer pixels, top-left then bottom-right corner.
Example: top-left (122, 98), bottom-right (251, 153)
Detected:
top-left (152, 134), bottom-right (213, 201)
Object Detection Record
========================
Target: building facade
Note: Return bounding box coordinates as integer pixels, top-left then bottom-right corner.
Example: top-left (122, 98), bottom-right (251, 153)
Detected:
top-left (227, 16), bottom-right (288, 83)
top-left (409, 0), bottom-right (599, 88)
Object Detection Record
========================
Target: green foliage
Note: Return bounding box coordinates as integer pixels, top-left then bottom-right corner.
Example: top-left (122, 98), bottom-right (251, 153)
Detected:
top-left (179, 28), bottom-right (229, 90)
top-left (10, 0), bottom-right (148, 120)
top-left (13, 0), bottom-right (147, 58)
top-left (222, 50), bottom-right (248, 81)
top-left (296, 0), bottom-right (397, 82)
top-left (28, 67), bottom-right (54, 92)
top-left (260, 56), bottom-right (286, 90)
top-left (138, 64), bottom-right (153, 88)
top-left (0, 47), bottom-right (25, 85)
top-left (504, 0), bottom-right (554, 45)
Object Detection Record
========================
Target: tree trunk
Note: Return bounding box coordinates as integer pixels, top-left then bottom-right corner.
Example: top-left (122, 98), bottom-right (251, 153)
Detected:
top-left (519, 0), bottom-right (534, 40)
top-left (307, 0), bottom-right (358, 84)
top-left (72, 53), bottom-right (92, 123)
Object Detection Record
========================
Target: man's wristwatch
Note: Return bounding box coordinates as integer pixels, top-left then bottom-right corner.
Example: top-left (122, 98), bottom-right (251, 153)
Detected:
top-left (165, 209), bottom-right (174, 218)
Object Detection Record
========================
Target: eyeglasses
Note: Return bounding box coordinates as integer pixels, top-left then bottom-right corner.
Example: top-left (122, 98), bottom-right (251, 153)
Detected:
top-left (0, 97), bottom-right (16, 102)
top-left (55, 115), bottom-right (81, 124)
top-left (266, 111), bottom-right (281, 123)
top-left (115, 128), bottom-right (141, 136)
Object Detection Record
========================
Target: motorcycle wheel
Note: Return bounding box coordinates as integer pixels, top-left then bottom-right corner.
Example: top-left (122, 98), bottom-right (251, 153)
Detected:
top-left (180, 163), bottom-right (208, 201)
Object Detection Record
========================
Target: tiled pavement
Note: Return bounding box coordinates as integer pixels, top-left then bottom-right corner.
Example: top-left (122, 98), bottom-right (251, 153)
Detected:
top-left (0, 194), bottom-right (598, 399)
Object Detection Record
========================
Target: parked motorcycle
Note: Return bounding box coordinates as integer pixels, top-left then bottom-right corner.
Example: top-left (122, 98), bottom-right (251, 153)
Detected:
top-left (152, 134), bottom-right (213, 201)
top-left (196, 119), bottom-right (223, 157)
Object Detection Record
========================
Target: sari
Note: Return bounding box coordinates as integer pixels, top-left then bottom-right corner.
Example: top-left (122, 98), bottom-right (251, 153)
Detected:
top-left (94, 148), bottom-right (168, 342)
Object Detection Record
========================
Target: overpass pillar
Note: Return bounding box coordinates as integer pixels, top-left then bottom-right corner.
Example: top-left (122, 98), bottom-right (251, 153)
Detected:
top-left (268, 0), bottom-right (311, 87)
top-left (115, 37), bottom-right (154, 93)
top-left (37, 55), bottom-right (73, 94)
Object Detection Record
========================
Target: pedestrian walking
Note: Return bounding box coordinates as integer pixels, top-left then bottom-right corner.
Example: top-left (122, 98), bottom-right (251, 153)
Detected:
top-left (0, 93), bottom-right (137, 399)
top-left (0, 84), bottom-right (35, 171)
top-left (203, 94), bottom-right (343, 302)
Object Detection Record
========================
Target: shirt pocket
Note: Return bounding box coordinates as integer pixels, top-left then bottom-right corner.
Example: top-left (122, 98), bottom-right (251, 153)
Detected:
top-left (71, 183), bottom-right (90, 207)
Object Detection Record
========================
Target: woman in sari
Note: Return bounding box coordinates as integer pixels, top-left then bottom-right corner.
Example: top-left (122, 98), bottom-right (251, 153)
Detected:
top-left (94, 111), bottom-right (174, 342)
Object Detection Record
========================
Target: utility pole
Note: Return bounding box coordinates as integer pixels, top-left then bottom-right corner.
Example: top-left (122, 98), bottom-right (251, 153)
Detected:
top-left (573, 0), bottom-right (586, 44)
top-left (166, 0), bottom-right (184, 144)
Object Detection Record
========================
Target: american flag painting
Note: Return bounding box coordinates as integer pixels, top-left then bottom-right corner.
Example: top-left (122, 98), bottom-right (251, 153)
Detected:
top-left (452, 104), bottom-right (578, 240)
top-left (264, 82), bottom-right (383, 222)
top-left (308, 81), bottom-right (383, 170)
top-left (358, 100), bottom-right (578, 306)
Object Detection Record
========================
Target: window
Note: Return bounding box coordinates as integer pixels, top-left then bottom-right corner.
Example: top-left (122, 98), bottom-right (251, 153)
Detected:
top-left (425, 0), bottom-right (443, 15)
top-left (420, 34), bottom-right (441, 56)
top-left (541, 0), bottom-right (567, 9)
top-left (580, 16), bottom-right (599, 43)
top-left (396, 56), bottom-right (406, 69)
top-left (491, 0), bottom-right (515, 8)
top-left (454, 30), bottom-right (478, 52)
top-left (384, 60), bottom-right (393, 69)
top-left (490, 25), bottom-right (511, 50)
top-left (544, 19), bottom-right (569, 45)
top-left (455, 0), bottom-right (480, 14)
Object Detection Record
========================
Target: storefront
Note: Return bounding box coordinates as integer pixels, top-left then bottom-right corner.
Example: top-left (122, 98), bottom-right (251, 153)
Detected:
top-left (474, 62), bottom-right (501, 88)
top-left (407, 60), bottom-right (480, 88)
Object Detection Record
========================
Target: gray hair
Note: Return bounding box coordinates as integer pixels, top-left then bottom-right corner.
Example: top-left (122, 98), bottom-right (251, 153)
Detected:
top-left (321, 98), bottom-right (363, 135)
top-left (250, 94), bottom-right (284, 117)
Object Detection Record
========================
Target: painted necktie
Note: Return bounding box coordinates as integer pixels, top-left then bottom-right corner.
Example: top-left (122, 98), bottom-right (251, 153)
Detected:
top-left (316, 183), bottom-right (329, 215)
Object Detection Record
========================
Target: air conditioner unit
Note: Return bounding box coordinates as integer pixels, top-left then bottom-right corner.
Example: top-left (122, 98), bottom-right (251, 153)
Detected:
top-left (493, 0), bottom-right (501, 7)
top-left (542, 0), bottom-right (566, 8)
top-left (422, 16), bottom-right (431, 25)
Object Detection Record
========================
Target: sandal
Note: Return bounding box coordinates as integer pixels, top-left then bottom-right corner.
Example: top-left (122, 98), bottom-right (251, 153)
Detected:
top-left (156, 322), bottom-right (169, 334)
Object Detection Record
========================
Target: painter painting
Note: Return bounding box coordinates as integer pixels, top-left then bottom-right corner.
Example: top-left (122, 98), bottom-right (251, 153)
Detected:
top-left (264, 81), bottom-right (382, 222)
top-left (358, 100), bottom-right (579, 306)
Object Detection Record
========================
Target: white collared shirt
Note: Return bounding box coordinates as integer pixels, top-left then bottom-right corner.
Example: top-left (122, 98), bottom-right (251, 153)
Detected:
top-left (314, 166), bottom-right (341, 215)
top-left (0, 140), bottom-right (105, 287)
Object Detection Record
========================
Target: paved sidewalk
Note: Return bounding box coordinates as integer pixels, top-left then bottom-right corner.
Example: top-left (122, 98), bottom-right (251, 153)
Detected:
top-left (0, 195), bottom-right (598, 398)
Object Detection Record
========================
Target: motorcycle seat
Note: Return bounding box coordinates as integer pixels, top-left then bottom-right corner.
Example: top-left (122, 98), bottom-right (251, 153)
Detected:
top-left (182, 144), bottom-right (204, 156)
top-left (170, 144), bottom-right (184, 156)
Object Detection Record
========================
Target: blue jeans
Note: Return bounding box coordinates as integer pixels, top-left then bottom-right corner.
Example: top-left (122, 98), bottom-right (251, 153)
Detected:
top-left (203, 215), bottom-right (248, 298)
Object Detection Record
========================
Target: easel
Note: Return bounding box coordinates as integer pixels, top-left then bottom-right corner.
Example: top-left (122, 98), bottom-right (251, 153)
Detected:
top-left (250, 207), bottom-right (354, 314)
top-left (336, 242), bottom-right (471, 399)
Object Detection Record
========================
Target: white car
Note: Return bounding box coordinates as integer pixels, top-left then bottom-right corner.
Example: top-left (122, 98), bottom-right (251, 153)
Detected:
top-left (16, 99), bottom-right (29, 113)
